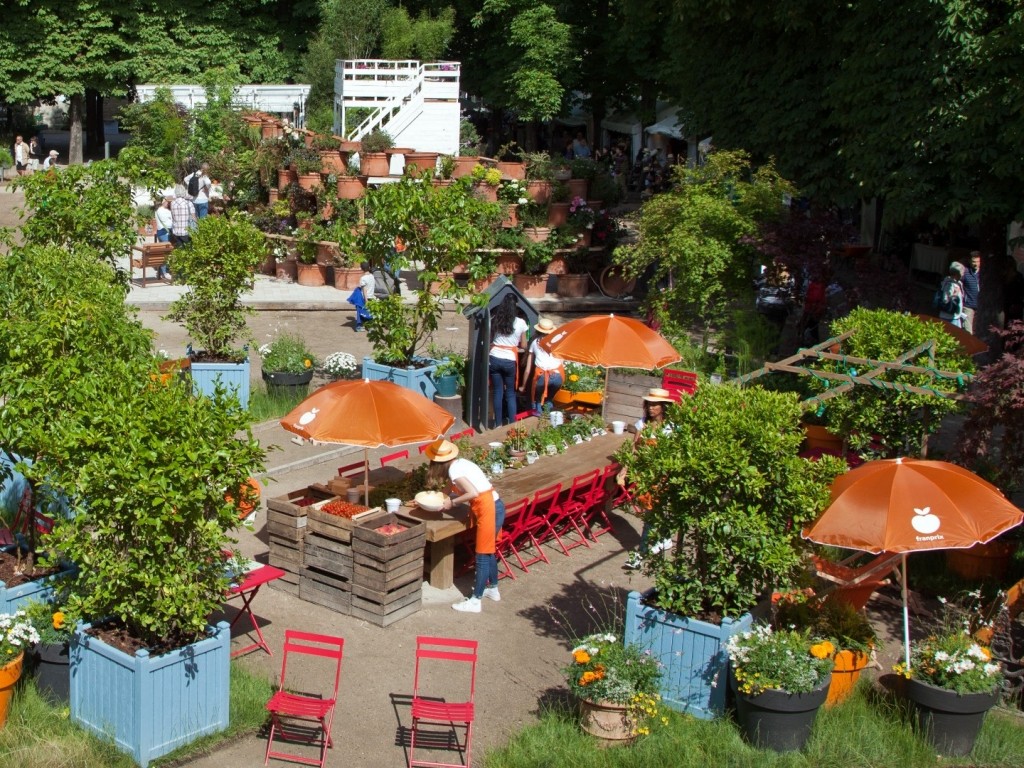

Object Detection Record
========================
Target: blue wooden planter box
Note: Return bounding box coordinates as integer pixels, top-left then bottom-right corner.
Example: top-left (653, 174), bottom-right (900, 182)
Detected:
top-left (0, 559), bottom-right (77, 614)
top-left (190, 359), bottom-right (250, 408)
top-left (624, 589), bottom-right (752, 719)
top-left (70, 621), bottom-right (230, 766)
top-left (362, 357), bottom-right (440, 400)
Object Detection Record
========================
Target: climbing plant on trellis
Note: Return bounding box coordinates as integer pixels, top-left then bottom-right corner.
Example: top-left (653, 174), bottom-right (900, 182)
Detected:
top-left (732, 308), bottom-right (976, 458)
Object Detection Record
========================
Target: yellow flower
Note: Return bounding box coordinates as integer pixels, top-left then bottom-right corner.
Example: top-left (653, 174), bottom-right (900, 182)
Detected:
top-left (810, 641), bottom-right (835, 659)
top-left (52, 611), bottom-right (66, 631)
top-left (304, 359), bottom-right (312, 368)
top-left (573, 649), bottom-right (591, 664)
top-left (570, 374), bottom-right (579, 382)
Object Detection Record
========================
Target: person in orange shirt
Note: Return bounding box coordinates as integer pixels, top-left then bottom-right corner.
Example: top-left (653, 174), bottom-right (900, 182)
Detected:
top-left (425, 439), bottom-right (506, 613)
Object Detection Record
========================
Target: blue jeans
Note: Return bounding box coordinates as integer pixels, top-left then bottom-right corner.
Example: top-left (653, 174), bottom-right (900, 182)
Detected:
top-left (473, 497), bottom-right (505, 598)
top-left (194, 202), bottom-right (209, 219)
top-left (489, 356), bottom-right (518, 427)
top-left (532, 371), bottom-right (563, 413)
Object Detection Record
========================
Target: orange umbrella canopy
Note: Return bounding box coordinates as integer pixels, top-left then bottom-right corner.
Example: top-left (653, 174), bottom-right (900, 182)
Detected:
top-left (280, 378), bottom-right (455, 447)
top-left (803, 458), bottom-right (1022, 554)
top-left (538, 314), bottom-right (681, 369)
top-left (910, 313), bottom-right (988, 356)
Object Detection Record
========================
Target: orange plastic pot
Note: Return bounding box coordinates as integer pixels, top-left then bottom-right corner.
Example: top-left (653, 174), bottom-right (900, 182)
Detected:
top-left (0, 652), bottom-right (25, 729)
top-left (825, 649), bottom-right (870, 707)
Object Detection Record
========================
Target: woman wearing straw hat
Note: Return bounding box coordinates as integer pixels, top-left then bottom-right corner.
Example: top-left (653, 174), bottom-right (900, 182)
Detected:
top-left (425, 439), bottom-right (507, 613)
top-left (620, 387), bottom-right (675, 569)
top-left (520, 317), bottom-right (564, 416)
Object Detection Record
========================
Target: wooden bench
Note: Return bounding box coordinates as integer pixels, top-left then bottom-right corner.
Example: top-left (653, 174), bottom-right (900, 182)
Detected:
top-left (130, 242), bottom-right (174, 287)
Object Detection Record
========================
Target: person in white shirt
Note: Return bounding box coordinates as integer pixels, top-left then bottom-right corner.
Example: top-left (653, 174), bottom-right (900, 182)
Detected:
top-left (42, 150), bottom-right (59, 170)
top-left (154, 192), bottom-right (175, 279)
top-left (185, 163), bottom-right (213, 218)
top-left (488, 294), bottom-right (528, 427)
top-left (13, 136), bottom-right (27, 176)
top-left (519, 317), bottom-right (564, 415)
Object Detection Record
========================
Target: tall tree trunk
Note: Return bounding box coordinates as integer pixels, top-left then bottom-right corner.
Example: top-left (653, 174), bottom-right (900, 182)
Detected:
top-left (86, 89), bottom-right (104, 155)
top-left (68, 93), bottom-right (84, 165)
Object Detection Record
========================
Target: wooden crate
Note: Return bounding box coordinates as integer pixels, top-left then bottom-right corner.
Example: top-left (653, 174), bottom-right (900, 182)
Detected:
top-left (352, 549), bottom-right (424, 593)
top-left (307, 503), bottom-right (383, 543)
top-left (266, 484), bottom-right (335, 516)
top-left (268, 536), bottom-right (303, 572)
top-left (266, 508), bottom-right (307, 542)
top-left (326, 477), bottom-right (352, 495)
top-left (304, 533), bottom-right (354, 580)
top-left (351, 573), bottom-right (421, 605)
top-left (352, 512), bottom-right (426, 554)
top-left (299, 565), bottom-right (352, 612)
top-left (350, 587), bottom-right (422, 627)
top-left (270, 579), bottom-right (299, 596)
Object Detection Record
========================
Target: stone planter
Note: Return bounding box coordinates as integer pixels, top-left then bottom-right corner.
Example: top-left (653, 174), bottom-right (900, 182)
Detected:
top-left (624, 588), bottom-right (753, 718)
top-left (70, 622), bottom-right (230, 766)
top-left (337, 175), bottom-right (367, 199)
top-left (263, 368), bottom-right (314, 398)
top-left (32, 641), bottom-right (70, 705)
top-left (190, 357), bottom-right (250, 408)
top-left (904, 678), bottom-right (999, 756)
top-left (547, 202), bottom-right (570, 227)
top-left (296, 262), bottom-right (327, 286)
top-left (360, 152), bottom-right (390, 177)
top-left (513, 273), bottom-right (548, 298)
top-left (731, 670), bottom-right (831, 752)
top-left (526, 180), bottom-right (552, 204)
top-left (557, 273), bottom-right (591, 298)
top-left (579, 698), bottom-right (633, 742)
top-left (362, 357), bottom-right (441, 400)
top-left (403, 152), bottom-right (439, 175)
top-left (334, 267), bottom-right (364, 290)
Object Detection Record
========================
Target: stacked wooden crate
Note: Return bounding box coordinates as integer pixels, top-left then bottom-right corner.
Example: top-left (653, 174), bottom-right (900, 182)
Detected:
top-left (266, 484), bottom-right (335, 595)
top-left (350, 512), bottom-right (426, 627)
top-left (300, 502), bottom-right (382, 612)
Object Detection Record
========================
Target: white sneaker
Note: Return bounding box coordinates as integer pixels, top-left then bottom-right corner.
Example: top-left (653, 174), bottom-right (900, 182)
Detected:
top-left (650, 538), bottom-right (674, 555)
top-left (624, 552), bottom-right (644, 570)
top-left (482, 587), bottom-right (501, 602)
top-left (452, 597), bottom-right (481, 613)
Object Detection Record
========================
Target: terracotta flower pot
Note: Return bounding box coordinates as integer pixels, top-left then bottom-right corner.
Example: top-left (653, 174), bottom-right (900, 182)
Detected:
top-left (803, 423), bottom-right (844, 453)
top-left (523, 226), bottom-right (551, 243)
top-left (452, 156), bottom-right (479, 179)
top-left (474, 273), bottom-right (499, 292)
top-left (557, 273), bottom-right (591, 298)
top-left (576, 229), bottom-right (593, 248)
top-left (474, 184), bottom-right (499, 202)
top-left (496, 252), bottom-right (524, 275)
top-left (0, 652), bottom-right (25, 729)
top-left (826, 649), bottom-right (871, 707)
top-left (276, 257), bottom-right (298, 282)
top-left (513, 273), bottom-right (548, 298)
top-left (502, 204), bottom-right (519, 228)
top-left (296, 172), bottom-right (322, 191)
top-left (547, 202), bottom-right (570, 227)
top-left (334, 267), bottom-right (364, 290)
top-left (319, 149), bottom-right (347, 174)
top-left (945, 540), bottom-right (1016, 581)
top-left (296, 262), bottom-right (326, 286)
top-left (579, 698), bottom-right (633, 742)
top-left (337, 176), bottom-right (367, 199)
top-left (497, 161), bottom-right (526, 180)
top-left (268, 188), bottom-right (280, 204)
top-left (526, 180), bottom-right (552, 204)
top-left (567, 178), bottom-right (588, 200)
top-left (546, 255), bottom-right (569, 275)
top-left (403, 152), bottom-right (439, 175)
top-left (277, 168), bottom-right (297, 188)
top-left (360, 152), bottom-right (391, 177)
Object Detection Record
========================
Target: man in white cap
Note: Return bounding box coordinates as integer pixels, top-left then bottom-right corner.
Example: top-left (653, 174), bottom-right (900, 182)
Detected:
top-left (42, 150), bottom-right (59, 170)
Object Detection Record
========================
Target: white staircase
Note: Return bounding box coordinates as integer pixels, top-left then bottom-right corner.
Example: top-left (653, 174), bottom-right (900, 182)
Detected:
top-left (333, 60), bottom-right (461, 155)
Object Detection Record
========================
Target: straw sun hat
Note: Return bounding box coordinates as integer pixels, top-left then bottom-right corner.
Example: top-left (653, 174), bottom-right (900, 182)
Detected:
top-left (424, 439), bottom-right (459, 462)
top-left (534, 318), bottom-right (557, 334)
top-left (642, 387), bottom-right (674, 403)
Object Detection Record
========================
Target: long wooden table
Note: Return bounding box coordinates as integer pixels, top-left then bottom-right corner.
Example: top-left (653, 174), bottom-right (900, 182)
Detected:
top-left (382, 428), bottom-right (630, 589)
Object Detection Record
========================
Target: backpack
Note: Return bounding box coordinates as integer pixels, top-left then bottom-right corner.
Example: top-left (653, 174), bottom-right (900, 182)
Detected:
top-left (933, 283), bottom-right (957, 315)
top-left (186, 172), bottom-right (200, 198)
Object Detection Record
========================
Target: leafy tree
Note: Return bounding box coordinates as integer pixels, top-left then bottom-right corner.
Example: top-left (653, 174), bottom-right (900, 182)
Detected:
top-left (615, 384), bottom-right (843, 619)
top-left (613, 150), bottom-right (794, 348)
top-left (817, 308), bottom-right (973, 458)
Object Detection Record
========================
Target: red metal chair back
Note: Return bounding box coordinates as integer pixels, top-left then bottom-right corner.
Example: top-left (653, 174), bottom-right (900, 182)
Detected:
top-left (409, 636), bottom-right (479, 768)
top-left (661, 368), bottom-right (698, 401)
top-left (338, 460), bottom-right (368, 478)
top-left (380, 449), bottom-right (410, 468)
top-left (495, 497), bottom-right (530, 579)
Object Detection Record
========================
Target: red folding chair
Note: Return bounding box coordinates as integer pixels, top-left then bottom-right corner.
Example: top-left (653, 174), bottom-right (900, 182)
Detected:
top-left (510, 483), bottom-right (561, 568)
top-left (337, 460), bottom-right (368, 478)
top-left (380, 450), bottom-right (410, 468)
top-left (265, 630), bottom-right (345, 768)
top-left (513, 411), bottom-right (532, 422)
top-left (450, 428), bottom-right (476, 440)
top-left (409, 636), bottom-right (478, 768)
top-left (545, 469), bottom-right (601, 554)
top-left (578, 464), bottom-right (619, 539)
top-left (418, 443), bottom-right (431, 454)
top-left (495, 498), bottom-right (530, 580)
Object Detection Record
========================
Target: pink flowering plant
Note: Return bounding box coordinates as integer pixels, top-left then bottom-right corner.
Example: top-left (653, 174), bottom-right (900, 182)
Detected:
top-left (567, 196), bottom-right (596, 231)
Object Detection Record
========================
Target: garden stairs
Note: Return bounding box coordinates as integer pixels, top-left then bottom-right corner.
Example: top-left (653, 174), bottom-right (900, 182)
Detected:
top-left (333, 59), bottom-right (461, 155)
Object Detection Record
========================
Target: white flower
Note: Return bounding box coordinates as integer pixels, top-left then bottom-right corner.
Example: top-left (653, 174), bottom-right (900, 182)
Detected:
top-left (934, 651), bottom-right (950, 662)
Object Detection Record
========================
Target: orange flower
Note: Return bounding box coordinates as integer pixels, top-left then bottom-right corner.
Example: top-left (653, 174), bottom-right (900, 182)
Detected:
top-left (810, 641), bottom-right (835, 659)
top-left (52, 611), bottom-right (66, 630)
top-left (573, 650), bottom-right (591, 664)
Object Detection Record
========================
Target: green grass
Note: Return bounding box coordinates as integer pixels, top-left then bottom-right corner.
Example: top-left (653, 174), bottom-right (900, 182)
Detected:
top-left (0, 661), bottom-right (272, 768)
top-left (246, 386), bottom-right (310, 423)
top-left (483, 685), bottom-right (1024, 768)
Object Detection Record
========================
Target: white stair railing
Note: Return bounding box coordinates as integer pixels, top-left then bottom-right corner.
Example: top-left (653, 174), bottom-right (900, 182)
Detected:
top-left (349, 64), bottom-right (424, 141)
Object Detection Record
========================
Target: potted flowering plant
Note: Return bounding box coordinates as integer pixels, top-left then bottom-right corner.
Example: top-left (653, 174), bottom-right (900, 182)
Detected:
top-left (505, 425), bottom-right (528, 457)
top-left (0, 610), bottom-right (39, 727)
top-left (568, 196), bottom-right (596, 231)
top-left (23, 596), bottom-right (73, 704)
top-left (320, 351), bottom-right (358, 380)
top-left (563, 632), bottom-right (664, 741)
top-left (725, 624), bottom-right (834, 751)
top-left (555, 362), bottom-right (605, 408)
top-left (897, 629), bottom-right (1002, 756)
top-left (259, 332), bottom-right (318, 396)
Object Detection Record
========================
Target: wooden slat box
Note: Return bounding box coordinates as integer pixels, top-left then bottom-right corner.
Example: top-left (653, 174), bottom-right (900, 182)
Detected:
top-left (307, 503), bottom-right (383, 543)
top-left (304, 533), bottom-right (354, 580)
top-left (268, 535), bottom-right (303, 574)
top-left (349, 588), bottom-right (422, 627)
top-left (352, 548), bottom-right (424, 593)
top-left (352, 512), bottom-right (426, 554)
top-left (299, 565), bottom-right (352, 612)
top-left (266, 484), bottom-right (335, 516)
top-left (266, 508), bottom-right (308, 542)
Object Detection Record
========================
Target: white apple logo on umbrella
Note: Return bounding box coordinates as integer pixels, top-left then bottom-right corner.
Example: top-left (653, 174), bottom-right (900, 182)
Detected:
top-left (298, 407), bottom-right (319, 426)
top-left (911, 506), bottom-right (940, 534)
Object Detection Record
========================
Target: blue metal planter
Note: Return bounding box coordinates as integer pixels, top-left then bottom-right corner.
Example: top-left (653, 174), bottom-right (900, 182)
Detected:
top-left (70, 621), bottom-right (230, 766)
top-left (190, 359), bottom-right (250, 409)
top-left (361, 357), bottom-right (440, 400)
top-left (624, 589), bottom-right (752, 719)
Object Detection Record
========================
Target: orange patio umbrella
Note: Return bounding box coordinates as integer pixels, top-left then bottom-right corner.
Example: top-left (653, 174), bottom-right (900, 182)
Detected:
top-left (910, 313), bottom-right (988, 357)
top-left (803, 457), bottom-right (1022, 667)
top-left (280, 379), bottom-right (455, 506)
top-left (538, 314), bottom-right (681, 414)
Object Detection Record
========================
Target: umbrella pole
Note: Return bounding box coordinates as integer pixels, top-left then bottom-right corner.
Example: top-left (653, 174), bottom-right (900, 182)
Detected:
top-left (601, 371), bottom-right (609, 420)
top-left (902, 553), bottom-right (912, 670)
top-left (364, 448), bottom-right (370, 507)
